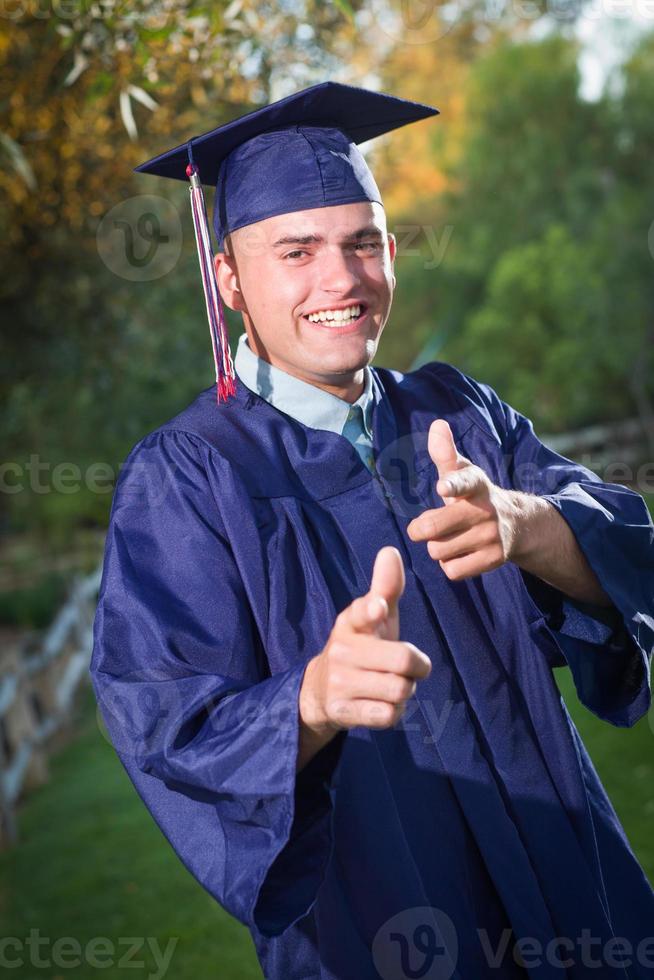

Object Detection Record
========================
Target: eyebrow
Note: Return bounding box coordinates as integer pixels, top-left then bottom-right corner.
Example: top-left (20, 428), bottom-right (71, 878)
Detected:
top-left (272, 225), bottom-right (384, 247)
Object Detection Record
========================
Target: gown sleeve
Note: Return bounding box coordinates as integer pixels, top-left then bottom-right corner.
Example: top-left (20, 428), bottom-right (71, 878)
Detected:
top-left (89, 429), bottom-right (345, 938)
top-left (440, 365), bottom-right (653, 728)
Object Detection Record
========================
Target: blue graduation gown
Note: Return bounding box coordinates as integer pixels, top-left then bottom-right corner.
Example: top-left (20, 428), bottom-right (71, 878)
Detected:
top-left (90, 360), bottom-right (654, 979)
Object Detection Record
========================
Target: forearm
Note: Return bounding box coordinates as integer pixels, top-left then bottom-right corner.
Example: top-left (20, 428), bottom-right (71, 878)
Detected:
top-left (507, 491), bottom-right (613, 607)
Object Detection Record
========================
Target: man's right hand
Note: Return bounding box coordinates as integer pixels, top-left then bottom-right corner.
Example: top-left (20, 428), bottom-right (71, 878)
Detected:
top-left (296, 546), bottom-right (432, 770)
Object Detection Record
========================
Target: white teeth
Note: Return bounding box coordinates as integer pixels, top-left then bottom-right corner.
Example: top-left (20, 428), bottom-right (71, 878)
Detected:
top-left (306, 304), bottom-right (362, 323)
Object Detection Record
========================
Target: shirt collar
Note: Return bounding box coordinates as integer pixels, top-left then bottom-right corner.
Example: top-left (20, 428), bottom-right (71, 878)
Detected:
top-left (233, 332), bottom-right (374, 439)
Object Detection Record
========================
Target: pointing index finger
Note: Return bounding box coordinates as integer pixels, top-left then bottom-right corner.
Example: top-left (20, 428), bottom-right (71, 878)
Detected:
top-left (407, 498), bottom-right (489, 542)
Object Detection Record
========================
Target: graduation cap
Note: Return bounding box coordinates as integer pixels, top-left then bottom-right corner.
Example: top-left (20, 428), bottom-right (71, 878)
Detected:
top-left (135, 82), bottom-right (439, 403)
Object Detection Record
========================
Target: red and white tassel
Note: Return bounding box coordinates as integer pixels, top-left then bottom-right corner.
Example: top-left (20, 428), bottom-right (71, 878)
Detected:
top-left (186, 157), bottom-right (236, 404)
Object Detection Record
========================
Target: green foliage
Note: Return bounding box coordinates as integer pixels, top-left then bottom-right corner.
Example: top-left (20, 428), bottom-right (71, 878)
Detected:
top-left (0, 572), bottom-right (68, 629)
top-left (5, 26), bottom-right (654, 541)
top-left (387, 32), bottom-right (654, 433)
top-left (1, 0), bottom-right (363, 542)
top-left (462, 225), bottom-right (624, 429)
top-left (453, 35), bottom-right (601, 265)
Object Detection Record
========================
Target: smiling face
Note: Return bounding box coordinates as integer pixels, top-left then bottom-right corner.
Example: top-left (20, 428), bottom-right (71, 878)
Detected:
top-left (214, 201), bottom-right (396, 402)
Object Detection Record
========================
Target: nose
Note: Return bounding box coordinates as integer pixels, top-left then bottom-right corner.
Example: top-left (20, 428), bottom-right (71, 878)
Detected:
top-left (317, 244), bottom-right (361, 295)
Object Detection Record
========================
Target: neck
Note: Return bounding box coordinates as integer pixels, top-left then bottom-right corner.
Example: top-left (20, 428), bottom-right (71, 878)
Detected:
top-left (244, 330), bottom-right (366, 403)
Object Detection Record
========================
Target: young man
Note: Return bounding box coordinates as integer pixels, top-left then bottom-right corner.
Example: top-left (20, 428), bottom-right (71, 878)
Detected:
top-left (90, 83), bottom-right (654, 979)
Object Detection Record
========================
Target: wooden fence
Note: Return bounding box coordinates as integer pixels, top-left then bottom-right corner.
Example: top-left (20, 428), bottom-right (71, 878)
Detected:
top-left (540, 417), bottom-right (651, 475)
top-left (0, 565), bottom-right (102, 848)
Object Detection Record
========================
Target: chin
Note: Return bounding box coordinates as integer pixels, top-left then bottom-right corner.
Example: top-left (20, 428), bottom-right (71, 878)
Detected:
top-left (319, 352), bottom-right (369, 374)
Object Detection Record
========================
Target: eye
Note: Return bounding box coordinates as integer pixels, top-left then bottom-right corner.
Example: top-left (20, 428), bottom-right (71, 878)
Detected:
top-left (283, 249), bottom-right (309, 260)
top-left (353, 241), bottom-right (382, 253)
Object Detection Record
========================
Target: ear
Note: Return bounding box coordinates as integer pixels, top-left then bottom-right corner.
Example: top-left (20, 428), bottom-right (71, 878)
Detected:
top-left (387, 232), bottom-right (397, 289)
top-left (214, 252), bottom-right (246, 312)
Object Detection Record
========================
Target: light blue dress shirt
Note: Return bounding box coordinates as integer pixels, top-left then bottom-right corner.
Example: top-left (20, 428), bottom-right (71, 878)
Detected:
top-left (233, 332), bottom-right (376, 473)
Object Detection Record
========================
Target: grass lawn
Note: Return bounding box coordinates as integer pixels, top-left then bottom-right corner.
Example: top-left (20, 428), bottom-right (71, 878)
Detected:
top-left (0, 684), bottom-right (263, 979)
top-left (0, 668), bottom-right (652, 980)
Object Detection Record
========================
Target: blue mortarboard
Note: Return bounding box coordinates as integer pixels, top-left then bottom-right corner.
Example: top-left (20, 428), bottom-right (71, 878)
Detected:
top-left (135, 82), bottom-right (439, 403)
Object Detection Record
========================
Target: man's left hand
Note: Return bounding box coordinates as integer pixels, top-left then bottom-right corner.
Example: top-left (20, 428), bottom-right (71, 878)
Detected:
top-left (406, 419), bottom-right (520, 581)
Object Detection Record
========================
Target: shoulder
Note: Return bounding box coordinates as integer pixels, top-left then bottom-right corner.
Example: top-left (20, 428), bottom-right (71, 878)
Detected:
top-left (374, 360), bottom-right (522, 445)
top-left (114, 388), bottom-right (227, 503)
top-left (107, 410), bottom-right (240, 541)
top-left (119, 383), bottom-right (250, 476)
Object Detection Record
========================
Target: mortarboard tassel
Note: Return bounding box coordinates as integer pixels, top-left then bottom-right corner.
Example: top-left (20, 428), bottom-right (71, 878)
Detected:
top-left (186, 143), bottom-right (236, 404)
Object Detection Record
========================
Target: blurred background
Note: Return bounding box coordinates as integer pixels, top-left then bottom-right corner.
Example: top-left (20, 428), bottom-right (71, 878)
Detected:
top-left (1, 1), bottom-right (653, 976)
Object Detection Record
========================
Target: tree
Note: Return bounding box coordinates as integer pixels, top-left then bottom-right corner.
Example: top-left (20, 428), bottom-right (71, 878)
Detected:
top-left (383, 32), bottom-right (654, 434)
top-left (0, 0), bottom-right (365, 535)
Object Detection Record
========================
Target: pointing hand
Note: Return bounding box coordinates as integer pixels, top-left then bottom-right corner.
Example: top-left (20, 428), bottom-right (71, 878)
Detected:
top-left (406, 419), bottom-right (520, 581)
top-left (299, 546), bottom-right (431, 736)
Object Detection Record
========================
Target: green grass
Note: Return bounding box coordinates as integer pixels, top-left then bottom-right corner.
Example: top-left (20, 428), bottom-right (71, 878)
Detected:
top-left (1, 671), bottom-right (652, 980)
top-left (0, 685), bottom-right (263, 980)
